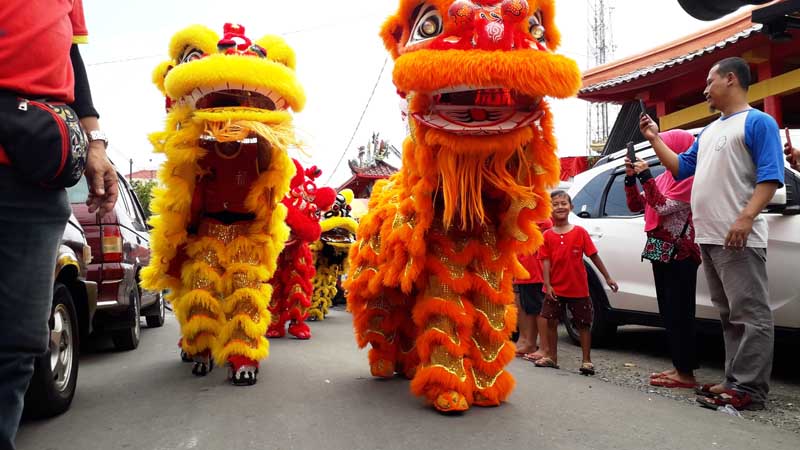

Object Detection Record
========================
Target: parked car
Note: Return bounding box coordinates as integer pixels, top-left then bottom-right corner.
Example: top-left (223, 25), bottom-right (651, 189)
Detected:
top-left (24, 214), bottom-right (97, 418)
top-left (66, 173), bottom-right (164, 351)
top-left (565, 128), bottom-right (800, 345)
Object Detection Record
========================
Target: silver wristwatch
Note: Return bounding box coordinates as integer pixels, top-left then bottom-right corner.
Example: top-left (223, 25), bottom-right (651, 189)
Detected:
top-left (87, 130), bottom-right (108, 148)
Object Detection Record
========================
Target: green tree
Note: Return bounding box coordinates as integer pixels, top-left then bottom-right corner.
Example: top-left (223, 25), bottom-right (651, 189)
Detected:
top-left (130, 179), bottom-right (157, 219)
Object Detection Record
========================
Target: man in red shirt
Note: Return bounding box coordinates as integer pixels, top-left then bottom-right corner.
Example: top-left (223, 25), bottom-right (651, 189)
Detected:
top-left (0, 2), bottom-right (117, 448)
top-left (536, 191), bottom-right (617, 375)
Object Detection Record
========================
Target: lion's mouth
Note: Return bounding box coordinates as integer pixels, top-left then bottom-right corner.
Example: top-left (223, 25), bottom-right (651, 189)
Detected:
top-left (321, 228), bottom-right (356, 244)
top-left (414, 87), bottom-right (543, 135)
top-left (181, 86), bottom-right (288, 111)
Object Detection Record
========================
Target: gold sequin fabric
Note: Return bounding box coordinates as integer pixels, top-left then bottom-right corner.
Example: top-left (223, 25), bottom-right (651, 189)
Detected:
top-left (473, 293), bottom-right (506, 331)
top-left (430, 346), bottom-right (466, 382)
top-left (471, 336), bottom-right (505, 362)
top-left (471, 367), bottom-right (503, 390)
top-left (427, 315), bottom-right (460, 345)
top-left (200, 221), bottom-right (251, 245)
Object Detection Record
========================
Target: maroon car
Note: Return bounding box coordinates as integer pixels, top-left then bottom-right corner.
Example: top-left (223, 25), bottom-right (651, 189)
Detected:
top-left (67, 173), bottom-right (164, 350)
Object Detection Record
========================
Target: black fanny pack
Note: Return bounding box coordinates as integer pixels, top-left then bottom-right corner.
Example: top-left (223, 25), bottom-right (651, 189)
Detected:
top-left (0, 91), bottom-right (87, 188)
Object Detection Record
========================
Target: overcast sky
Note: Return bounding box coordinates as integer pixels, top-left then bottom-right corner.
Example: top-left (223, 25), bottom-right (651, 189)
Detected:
top-left (80, 0), bottom-right (738, 186)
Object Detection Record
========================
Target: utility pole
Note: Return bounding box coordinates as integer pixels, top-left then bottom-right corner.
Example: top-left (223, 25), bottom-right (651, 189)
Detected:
top-left (586, 0), bottom-right (617, 154)
top-left (129, 158), bottom-right (133, 181)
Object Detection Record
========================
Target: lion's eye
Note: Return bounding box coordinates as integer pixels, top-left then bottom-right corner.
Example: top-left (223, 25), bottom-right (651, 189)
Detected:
top-left (410, 5), bottom-right (443, 44)
top-left (180, 48), bottom-right (204, 64)
top-left (528, 11), bottom-right (546, 43)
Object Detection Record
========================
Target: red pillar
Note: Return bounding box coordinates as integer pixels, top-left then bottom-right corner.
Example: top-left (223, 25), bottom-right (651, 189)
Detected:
top-left (757, 57), bottom-right (784, 127)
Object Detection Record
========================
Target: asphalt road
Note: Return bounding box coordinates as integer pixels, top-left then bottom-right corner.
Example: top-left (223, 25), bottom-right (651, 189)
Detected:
top-left (17, 308), bottom-right (800, 450)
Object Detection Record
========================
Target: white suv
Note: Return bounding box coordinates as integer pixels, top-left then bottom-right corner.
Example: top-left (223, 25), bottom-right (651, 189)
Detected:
top-left (565, 129), bottom-right (800, 345)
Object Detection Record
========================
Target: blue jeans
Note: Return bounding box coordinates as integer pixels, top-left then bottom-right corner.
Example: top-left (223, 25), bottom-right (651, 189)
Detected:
top-left (0, 167), bottom-right (70, 450)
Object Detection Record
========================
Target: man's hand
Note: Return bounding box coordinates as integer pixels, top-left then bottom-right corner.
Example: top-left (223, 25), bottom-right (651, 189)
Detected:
top-left (84, 143), bottom-right (118, 215)
top-left (724, 215), bottom-right (754, 249)
top-left (785, 142), bottom-right (799, 171)
top-left (639, 114), bottom-right (660, 142)
top-left (544, 284), bottom-right (556, 302)
top-left (606, 278), bottom-right (619, 293)
top-left (633, 159), bottom-right (649, 174)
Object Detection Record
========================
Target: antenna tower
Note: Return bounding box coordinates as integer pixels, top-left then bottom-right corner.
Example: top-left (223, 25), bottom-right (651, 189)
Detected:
top-left (586, 0), bottom-right (616, 153)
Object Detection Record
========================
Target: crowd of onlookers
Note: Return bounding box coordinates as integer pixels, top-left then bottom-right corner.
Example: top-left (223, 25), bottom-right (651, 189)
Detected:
top-left (514, 56), bottom-right (793, 413)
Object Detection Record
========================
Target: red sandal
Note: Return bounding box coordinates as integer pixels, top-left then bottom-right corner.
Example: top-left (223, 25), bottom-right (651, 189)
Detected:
top-left (696, 389), bottom-right (763, 411)
top-left (650, 376), bottom-right (696, 389)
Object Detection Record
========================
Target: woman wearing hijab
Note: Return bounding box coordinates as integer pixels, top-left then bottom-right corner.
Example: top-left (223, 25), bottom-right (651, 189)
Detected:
top-left (625, 129), bottom-right (701, 389)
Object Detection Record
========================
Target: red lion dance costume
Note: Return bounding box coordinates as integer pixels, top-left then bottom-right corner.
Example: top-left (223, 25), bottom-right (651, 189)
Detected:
top-left (142, 23), bottom-right (306, 386)
top-left (267, 160), bottom-right (336, 339)
top-left (347, 0), bottom-right (580, 412)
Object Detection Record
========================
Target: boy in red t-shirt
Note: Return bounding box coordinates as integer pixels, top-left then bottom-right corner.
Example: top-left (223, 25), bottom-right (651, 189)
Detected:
top-left (513, 219), bottom-right (552, 359)
top-left (536, 191), bottom-right (618, 375)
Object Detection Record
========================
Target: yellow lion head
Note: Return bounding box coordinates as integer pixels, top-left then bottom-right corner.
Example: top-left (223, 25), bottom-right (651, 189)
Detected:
top-left (380, 0), bottom-right (580, 136)
top-left (152, 23), bottom-right (305, 126)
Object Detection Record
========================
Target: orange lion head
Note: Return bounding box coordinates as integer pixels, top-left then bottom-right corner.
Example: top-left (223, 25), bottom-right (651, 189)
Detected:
top-left (380, 0), bottom-right (580, 136)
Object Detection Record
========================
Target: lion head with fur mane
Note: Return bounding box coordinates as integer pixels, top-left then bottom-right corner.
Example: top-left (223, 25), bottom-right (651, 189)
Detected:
top-left (142, 24), bottom-right (305, 292)
top-left (379, 0), bottom-right (580, 231)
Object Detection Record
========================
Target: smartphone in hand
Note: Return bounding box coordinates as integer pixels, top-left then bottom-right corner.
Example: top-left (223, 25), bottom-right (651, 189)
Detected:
top-left (786, 127), bottom-right (793, 148)
top-left (626, 141), bottom-right (636, 164)
top-left (638, 99), bottom-right (648, 117)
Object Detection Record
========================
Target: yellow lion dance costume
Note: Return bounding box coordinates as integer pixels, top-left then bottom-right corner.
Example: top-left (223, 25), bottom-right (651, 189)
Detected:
top-left (347, 0), bottom-right (580, 412)
top-left (141, 23), bottom-right (304, 386)
top-left (309, 189), bottom-right (359, 321)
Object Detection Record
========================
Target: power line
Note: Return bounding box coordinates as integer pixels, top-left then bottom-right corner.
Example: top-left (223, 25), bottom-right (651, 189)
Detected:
top-left (86, 53), bottom-right (162, 67)
top-left (85, 12), bottom-right (386, 67)
top-left (324, 56), bottom-right (389, 185)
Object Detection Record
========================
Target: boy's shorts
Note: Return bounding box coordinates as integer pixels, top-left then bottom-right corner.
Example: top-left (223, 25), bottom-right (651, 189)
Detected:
top-left (514, 283), bottom-right (544, 315)
top-left (540, 295), bottom-right (593, 329)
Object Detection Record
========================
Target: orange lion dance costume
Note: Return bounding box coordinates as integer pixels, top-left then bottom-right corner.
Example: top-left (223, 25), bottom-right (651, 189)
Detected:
top-left (346, 0), bottom-right (580, 412)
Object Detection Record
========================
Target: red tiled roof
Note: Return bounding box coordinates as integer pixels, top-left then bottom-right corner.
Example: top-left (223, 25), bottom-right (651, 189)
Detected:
top-left (129, 170), bottom-right (157, 180)
top-left (348, 160), bottom-right (398, 178)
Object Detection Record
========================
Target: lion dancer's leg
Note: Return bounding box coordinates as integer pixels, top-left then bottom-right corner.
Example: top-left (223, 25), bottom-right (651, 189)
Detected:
top-left (267, 253), bottom-right (289, 338)
top-left (410, 229), bottom-right (475, 412)
top-left (466, 237), bottom-right (516, 407)
top-left (349, 235), bottom-right (411, 378)
top-left (174, 233), bottom-right (226, 376)
top-left (410, 274), bottom-right (473, 412)
top-left (286, 243), bottom-right (315, 339)
top-left (351, 287), bottom-right (411, 378)
top-left (395, 305), bottom-right (420, 379)
top-left (212, 222), bottom-right (273, 386)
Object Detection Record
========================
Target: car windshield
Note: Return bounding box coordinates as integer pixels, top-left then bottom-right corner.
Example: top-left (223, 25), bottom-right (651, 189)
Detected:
top-left (66, 179), bottom-right (89, 204)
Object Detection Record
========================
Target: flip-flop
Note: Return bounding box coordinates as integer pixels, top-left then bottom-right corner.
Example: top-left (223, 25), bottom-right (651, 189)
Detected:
top-left (650, 377), bottom-right (697, 389)
top-left (649, 370), bottom-right (675, 379)
top-left (522, 353), bottom-right (544, 362)
top-left (533, 357), bottom-right (559, 369)
top-left (694, 383), bottom-right (724, 396)
top-left (579, 362), bottom-right (595, 376)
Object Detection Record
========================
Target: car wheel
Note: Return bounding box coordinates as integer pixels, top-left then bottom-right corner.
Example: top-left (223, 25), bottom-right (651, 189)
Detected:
top-left (565, 265), bottom-right (617, 347)
top-left (145, 290), bottom-right (166, 328)
top-left (112, 289), bottom-right (140, 351)
top-left (24, 283), bottom-right (80, 419)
